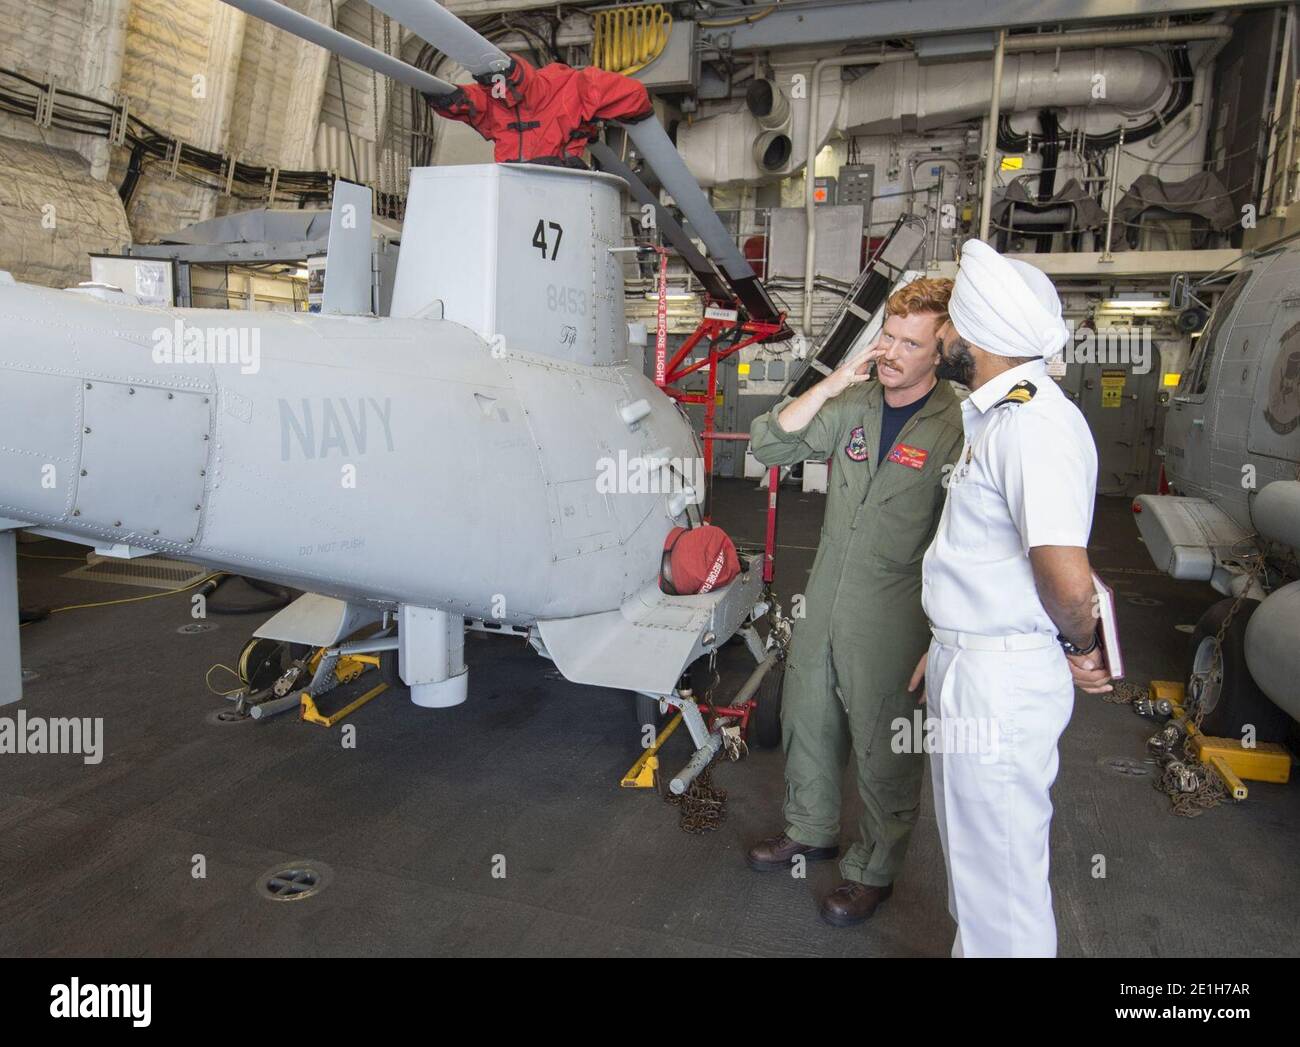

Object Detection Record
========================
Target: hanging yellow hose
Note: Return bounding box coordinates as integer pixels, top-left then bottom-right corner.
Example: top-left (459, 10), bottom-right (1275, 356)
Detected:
top-left (592, 4), bottom-right (673, 76)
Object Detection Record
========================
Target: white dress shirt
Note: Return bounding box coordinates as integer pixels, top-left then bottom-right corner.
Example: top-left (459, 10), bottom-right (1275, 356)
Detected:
top-left (922, 359), bottom-right (1098, 637)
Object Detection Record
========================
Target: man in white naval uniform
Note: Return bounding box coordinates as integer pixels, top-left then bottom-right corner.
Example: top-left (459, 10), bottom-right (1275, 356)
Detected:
top-left (908, 239), bottom-right (1113, 958)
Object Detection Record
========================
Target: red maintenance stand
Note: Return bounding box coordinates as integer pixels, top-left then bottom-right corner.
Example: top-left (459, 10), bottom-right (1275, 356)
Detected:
top-left (648, 245), bottom-right (785, 587)
top-left (614, 248), bottom-right (793, 776)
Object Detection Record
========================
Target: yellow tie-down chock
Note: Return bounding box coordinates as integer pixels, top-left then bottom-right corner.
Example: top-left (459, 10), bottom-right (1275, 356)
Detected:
top-left (1149, 680), bottom-right (1292, 801)
top-left (297, 648), bottom-right (388, 727)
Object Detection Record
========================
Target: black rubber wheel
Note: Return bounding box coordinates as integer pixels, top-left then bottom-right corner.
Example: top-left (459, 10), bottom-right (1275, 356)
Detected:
top-left (237, 638), bottom-right (290, 691)
top-left (379, 649), bottom-right (402, 687)
top-left (635, 692), bottom-right (666, 747)
top-left (1187, 599), bottom-right (1290, 743)
top-left (753, 661), bottom-right (785, 749)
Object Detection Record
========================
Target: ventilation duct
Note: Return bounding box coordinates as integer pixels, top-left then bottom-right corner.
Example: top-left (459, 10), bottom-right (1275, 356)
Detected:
top-left (678, 48), bottom-right (1171, 187)
top-left (746, 77), bottom-right (793, 173)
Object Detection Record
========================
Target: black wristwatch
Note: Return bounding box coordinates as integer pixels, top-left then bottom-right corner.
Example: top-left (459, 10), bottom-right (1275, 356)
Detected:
top-left (1058, 630), bottom-right (1100, 656)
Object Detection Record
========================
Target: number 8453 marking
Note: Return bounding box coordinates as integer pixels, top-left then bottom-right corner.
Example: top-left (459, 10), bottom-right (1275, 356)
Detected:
top-left (547, 284), bottom-right (587, 315)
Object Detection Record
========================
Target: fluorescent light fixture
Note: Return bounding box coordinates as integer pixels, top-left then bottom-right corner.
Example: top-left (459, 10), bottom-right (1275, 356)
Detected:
top-left (1101, 297), bottom-right (1169, 310)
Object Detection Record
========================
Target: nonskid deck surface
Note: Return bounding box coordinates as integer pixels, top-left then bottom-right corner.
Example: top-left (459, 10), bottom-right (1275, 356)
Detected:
top-left (2, 483), bottom-right (1297, 957)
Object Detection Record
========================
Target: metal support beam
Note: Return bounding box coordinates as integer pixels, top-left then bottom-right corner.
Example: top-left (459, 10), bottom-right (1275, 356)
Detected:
top-left (699, 0), bottom-right (1275, 51)
top-left (1, 530), bottom-right (20, 706)
top-left (925, 248), bottom-right (1242, 278)
top-left (1261, 6), bottom-right (1294, 215)
top-left (1101, 129), bottom-right (1125, 262)
top-left (126, 240), bottom-right (327, 264)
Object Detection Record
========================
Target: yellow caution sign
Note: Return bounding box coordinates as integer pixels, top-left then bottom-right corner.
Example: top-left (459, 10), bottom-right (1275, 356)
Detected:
top-left (1101, 369), bottom-right (1126, 408)
top-left (1000, 156), bottom-right (1024, 171)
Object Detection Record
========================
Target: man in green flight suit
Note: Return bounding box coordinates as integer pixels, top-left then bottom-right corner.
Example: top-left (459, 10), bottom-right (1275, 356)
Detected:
top-left (746, 278), bottom-right (965, 927)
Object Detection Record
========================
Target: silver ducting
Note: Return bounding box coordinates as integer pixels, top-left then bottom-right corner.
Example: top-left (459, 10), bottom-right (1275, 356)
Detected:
top-left (747, 78), bottom-right (794, 173)
top-left (842, 49), bottom-right (1168, 135)
top-left (678, 48), bottom-right (1171, 187)
top-left (747, 78), bottom-right (791, 130)
top-left (753, 131), bottom-right (793, 174)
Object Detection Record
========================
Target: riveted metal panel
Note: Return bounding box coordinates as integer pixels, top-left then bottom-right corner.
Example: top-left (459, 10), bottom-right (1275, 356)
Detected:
top-left (512, 363), bottom-right (618, 561)
top-left (77, 381), bottom-right (211, 544)
top-left (0, 370), bottom-right (80, 523)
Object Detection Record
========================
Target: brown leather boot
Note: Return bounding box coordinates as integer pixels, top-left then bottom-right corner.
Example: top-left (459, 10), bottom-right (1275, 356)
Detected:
top-left (820, 881), bottom-right (893, 926)
top-left (746, 832), bottom-right (839, 872)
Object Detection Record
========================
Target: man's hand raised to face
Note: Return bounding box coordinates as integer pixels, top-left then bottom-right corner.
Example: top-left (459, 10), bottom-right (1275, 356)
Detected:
top-left (776, 340), bottom-right (883, 434)
top-left (820, 340), bottom-right (883, 399)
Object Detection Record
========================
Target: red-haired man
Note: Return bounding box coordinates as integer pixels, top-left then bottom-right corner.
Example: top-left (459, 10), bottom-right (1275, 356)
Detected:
top-left (747, 278), bottom-right (964, 927)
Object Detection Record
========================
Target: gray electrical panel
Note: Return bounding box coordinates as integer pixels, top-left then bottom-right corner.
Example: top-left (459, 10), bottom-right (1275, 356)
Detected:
top-left (838, 164), bottom-right (875, 230)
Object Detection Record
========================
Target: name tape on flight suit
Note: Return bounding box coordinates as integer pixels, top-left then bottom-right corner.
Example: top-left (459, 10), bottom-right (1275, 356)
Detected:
top-left (886, 443), bottom-right (929, 470)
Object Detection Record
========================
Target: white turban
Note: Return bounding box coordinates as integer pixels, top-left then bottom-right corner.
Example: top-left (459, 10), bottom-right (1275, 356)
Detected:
top-left (948, 239), bottom-right (1068, 358)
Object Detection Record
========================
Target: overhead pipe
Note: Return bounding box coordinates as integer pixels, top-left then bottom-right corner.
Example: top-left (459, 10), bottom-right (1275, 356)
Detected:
top-left (1145, 23), bottom-right (1234, 175)
top-left (999, 23), bottom-right (1231, 53)
top-left (978, 30), bottom-right (1006, 242)
top-left (1261, 5), bottom-right (1294, 213)
top-left (1101, 127), bottom-right (1124, 262)
top-left (801, 49), bottom-right (913, 334)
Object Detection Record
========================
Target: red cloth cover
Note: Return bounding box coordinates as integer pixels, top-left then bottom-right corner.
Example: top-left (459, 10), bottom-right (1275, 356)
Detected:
top-left (661, 525), bottom-right (742, 596)
top-left (427, 57), bottom-right (654, 164)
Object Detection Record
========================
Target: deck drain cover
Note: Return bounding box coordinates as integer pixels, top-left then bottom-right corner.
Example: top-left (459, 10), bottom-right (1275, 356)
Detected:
top-left (206, 708), bottom-right (251, 727)
top-left (1099, 755), bottom-right (1152, 778)
top-left (257, 861), bottom-right (332, 902)
top-left (177, 622), bottom-right (217, 635)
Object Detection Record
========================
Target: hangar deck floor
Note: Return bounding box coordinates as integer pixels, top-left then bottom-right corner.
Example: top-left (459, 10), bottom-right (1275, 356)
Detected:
top-left (3, 480), bottom-right (1297, 958)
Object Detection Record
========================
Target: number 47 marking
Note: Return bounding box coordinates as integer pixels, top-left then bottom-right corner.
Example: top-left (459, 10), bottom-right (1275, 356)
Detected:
top-left (533, 219), bottom-right (564, 261)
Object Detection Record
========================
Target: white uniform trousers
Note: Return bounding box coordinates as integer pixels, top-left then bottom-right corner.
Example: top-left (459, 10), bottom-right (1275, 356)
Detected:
top-left (925, 634), bottom-right (1075, 958)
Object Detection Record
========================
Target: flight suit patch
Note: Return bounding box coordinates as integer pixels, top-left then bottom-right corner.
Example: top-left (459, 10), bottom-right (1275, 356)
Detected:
top-left (886, 443), bottom-right (929, 470)
top-left (844, 426), bottom-right (869, 461)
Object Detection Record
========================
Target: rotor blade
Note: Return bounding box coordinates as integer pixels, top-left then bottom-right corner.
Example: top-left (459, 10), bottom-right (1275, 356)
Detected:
top-left (588, 142), bottom-right (732, 303)
top-left (218, 0), bottom-right (457, 97)
top-left (366, 0), bottom-right (512, 78)
top-left (619, 117), bottom-right (784, 325)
